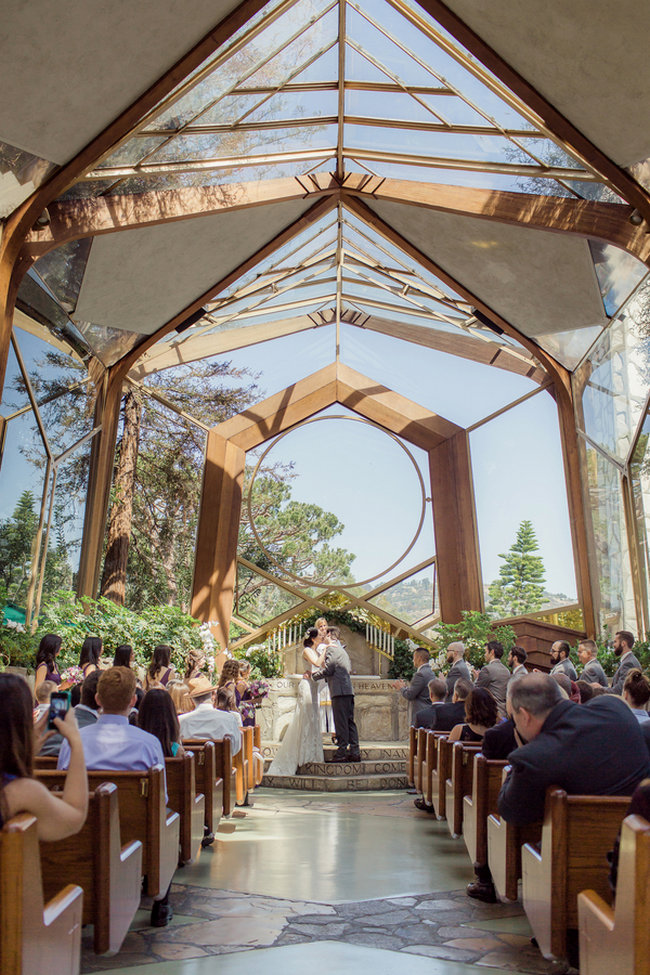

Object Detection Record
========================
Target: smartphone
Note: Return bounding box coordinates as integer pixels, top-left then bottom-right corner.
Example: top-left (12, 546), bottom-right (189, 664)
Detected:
top-left (48, 690), bottom-right (71, 729)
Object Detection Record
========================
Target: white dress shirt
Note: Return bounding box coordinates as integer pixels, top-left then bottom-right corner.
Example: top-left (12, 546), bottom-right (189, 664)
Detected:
top-left (179, 702), bottom-right (242, 755)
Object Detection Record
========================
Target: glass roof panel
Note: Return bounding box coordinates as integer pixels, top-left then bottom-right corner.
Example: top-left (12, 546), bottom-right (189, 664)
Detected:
top-left (96, 137), bottom-right (168, 171)
top-left (147, 124), bottom-right (337, 163)
top-left (30, 239), bottom-right (92, 315)
top-left (0, 140), bottom-right (56, 218)
top-left (589, 243), bottom-right (648, 318)
top-left (1, 339), bottom-right (30, 418)
top-left (241, 89), bottom-right (339, 124)
top-left (346, 122), bottom-right (539, 164)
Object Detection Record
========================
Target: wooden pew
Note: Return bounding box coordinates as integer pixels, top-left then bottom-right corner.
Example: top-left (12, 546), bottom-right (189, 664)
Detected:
top-left (463, 755), bottom-right (508, 867)
top-left (0, 814), bottom-right (83, 975)
top-left (40, 783), bottom-right (142, 955)
top-left (37, 766), bottom-right (179, 898)
top-left (233, 744), bottom-right (249, 805)
top-left (522, 787), bottom-right (630, 961)
top-left (184, 738), bottom-right (235, 816)
top-left (578, 814), bottom-right (650, 975)
top-left (165, 752), bottom-right (205, 865)
top-left (444, 742), bottom-right (481, 838)
top-left (408, 725), bottom-right (417, 786)
top-left (188, 740), bottom-right (223, 842)
top-left (414, 728), bottom-right (427, 795)
top-left (486, 766), bottom-right (542, 901)
top-left (431, 736), bottom-right (453, 820)
top-left (243, 726), bottom-right (255, 793)
top-left (422, 731), bottom-right (446, 808)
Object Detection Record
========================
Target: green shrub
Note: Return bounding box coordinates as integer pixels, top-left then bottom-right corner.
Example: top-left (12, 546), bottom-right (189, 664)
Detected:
top-left (431, 611), bottom-right (517, 671)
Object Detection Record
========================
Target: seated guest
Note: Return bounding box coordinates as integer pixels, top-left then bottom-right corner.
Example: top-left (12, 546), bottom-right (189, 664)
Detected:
top-left (576, 679), bottom-right (595, 703)
top-left (608, 777), bottom-right (650, 891)
top-left (549, 640), bottom-right (578, 680)
top-left (179, 676), bottom-right (242, 755)
top-left (611, 631), bottom-right (642, 695)
top-left (415, 677), bottom-right (470, 731)
top-left (34, 633), bottom-right (62, 687)
top-left (448, 686), bottom-right (498, 743)
top-left (169, 681), bottom-right (195, 715)
top-left (58, 667), bottom-right (166, 789)
top-left (482, 715), bottom-right (517, 760)
top-left (577, 639), bottom-right (608, 687)
top-left (217, 659), bottom-right (241, 697)
top-left (113, 644), bottom-right (134, 668)
top-left (145, 644), bottom-right (175, 690)
top-left (216, 683), bottom-right (242, 724)
top-left (507, 645), bottom-right (528, 684)
top-left (41, 670), bottom-right (101, 757)
top-left (33, 680), bottom-right (56, 720)
top-left (622, 669), bottom-right (650, 723)
top-left (139, 688), bottom-right (186, 757)
top-left (444, 642), bottom-right (472, 702)
top-left (0, 673), bottom-right (87, 841)
top-left (474, 641), bottom-right (510, 718)
top-left (498, 674), bottom-right (650, 827)
top-left (551, 672), bottom-right (580, 702)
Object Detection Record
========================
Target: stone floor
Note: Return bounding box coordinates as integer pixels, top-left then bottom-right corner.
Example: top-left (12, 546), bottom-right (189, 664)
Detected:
top-left (82, 789), bottom-right (559, 975)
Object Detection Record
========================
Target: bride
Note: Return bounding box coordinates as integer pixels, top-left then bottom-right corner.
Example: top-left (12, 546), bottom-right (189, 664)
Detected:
top-left (267, 627), bottom-right (326, 775)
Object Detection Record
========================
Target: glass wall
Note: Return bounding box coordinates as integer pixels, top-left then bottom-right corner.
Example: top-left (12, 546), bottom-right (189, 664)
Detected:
top-left (0, 325), bottom-right (97, 625)
top-left (574, 274), bottom-right (650, 635)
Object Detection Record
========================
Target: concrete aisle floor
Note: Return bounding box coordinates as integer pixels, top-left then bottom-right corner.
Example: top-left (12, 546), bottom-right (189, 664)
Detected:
top-left (84, 789), bottom-right (556, 975)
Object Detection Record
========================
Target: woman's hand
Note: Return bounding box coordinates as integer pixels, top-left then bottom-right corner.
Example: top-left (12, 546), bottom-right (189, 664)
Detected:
top-left (33, 708), bottom-right (55, 756)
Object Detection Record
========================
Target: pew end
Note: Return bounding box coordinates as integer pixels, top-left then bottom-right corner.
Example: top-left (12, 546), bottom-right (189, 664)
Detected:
top-left (578, 813), bottom-right (650, 975)
top-left (0, 813), bottom-right (83, 975)
top-left (463, 755), bottom-right (508, 867)
top-left (165, 752), bottom-right (205, 866)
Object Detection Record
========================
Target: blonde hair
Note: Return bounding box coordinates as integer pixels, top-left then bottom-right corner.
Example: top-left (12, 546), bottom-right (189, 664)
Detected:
top-left (34, 680), bottom-right (56, 704)
top-left (168, 681), bottom-right (195, 714)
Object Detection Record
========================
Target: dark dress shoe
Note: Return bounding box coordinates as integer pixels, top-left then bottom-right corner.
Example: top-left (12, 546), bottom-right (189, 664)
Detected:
top-left (151, 900), bottom-right (174, 927)
top-left (466, 881), bottom-right (498, 903)
top-left (413, 797), bottom-right (435, 813)
top-left (347, 753), bottom-right (361, 763)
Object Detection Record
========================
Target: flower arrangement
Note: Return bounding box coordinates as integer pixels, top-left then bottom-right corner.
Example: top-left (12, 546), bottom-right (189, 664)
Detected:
top-left (239, 701), bottom-right (256, 723)
top-left (248, 678), bottom-right (270, 705)
top-left (59, 665), bottom-right (84, 686)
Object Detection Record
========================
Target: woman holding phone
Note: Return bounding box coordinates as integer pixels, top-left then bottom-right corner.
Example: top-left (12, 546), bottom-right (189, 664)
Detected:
top-left (0, 673), bottom-right (88, 840)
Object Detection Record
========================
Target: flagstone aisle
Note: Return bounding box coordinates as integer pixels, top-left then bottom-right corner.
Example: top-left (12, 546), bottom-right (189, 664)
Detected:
top-left (84, 790), bottom-right (556, 975)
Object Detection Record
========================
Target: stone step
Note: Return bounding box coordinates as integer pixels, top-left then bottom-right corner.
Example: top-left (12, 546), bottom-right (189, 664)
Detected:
top-left (262, 772), bottom-right (409, 792)
top-left (261, 742), bottom-right (408, 762)
top-left (297, 759), bottom-right (406, 776)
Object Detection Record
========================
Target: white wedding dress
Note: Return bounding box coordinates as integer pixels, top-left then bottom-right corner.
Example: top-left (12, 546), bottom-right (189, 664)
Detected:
top-left (267, 674), bottom-right (324, 775)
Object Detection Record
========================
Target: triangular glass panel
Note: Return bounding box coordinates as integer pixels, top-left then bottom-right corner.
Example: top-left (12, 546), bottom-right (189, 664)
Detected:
top-left (234, 561), bottom-right (304, 629)
top-left (367, 562), bottom-right (437, 627)
top-left (1, 339), bottom-right (30, 418)
top-left (31, 238), bottom-right (92, 314)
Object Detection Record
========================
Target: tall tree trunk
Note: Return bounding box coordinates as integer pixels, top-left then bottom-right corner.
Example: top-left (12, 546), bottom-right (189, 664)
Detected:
top-left (100, 389), bottom-right (141, 604)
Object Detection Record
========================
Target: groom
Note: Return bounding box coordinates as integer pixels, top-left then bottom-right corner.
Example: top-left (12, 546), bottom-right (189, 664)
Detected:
top-left (311, 626), bottom-right (361, 763)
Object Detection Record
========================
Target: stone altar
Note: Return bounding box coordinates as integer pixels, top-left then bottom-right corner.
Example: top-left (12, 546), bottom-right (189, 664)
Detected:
top-left (257, 675), bottom-right (410, 743)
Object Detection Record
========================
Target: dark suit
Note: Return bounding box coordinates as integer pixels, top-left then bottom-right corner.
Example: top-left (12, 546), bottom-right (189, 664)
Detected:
top-left (611, 651), bottom-right (642, 695)
top-left (445, 659), bottom-right (472, 702)
top-left (482, 718), bottom-right (517, 760)
top-left (313, 643), bottom-right (358, 755)
top-left (498, 696), bottom-right (650, 825)
top-left (414, 699), bottom-right (465, 732)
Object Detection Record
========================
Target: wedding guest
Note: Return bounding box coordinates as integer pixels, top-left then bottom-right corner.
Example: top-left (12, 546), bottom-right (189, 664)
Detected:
top-left (0, 672), bottom-right (87, 840)
top-left (217, 659), bottom-right (240, 693)
top-left (184, 648), bottom-right (206, 681)
top-left (113, 644), bottom-right (134, 668)
top-left (138, 688), bottom-right (186, 757)
top-left (236, 661), bottom-right (256, 727)
top-left (145, 644), bottom-right (175, 689)
top-left (79, 636), bottom-right (102, 678)
top-left (40, 671), bottom-right (101, 757)
top-left (622, 669), bottom-right (650, 723)
top-left (169, 681), bottom-right (195, 715)
top-left (179, 676), bottom-right (241, 755)
top-left (34, 633), bottom-right (62, 686)
top-left (448, 687), bottom-right (498, 743)
top-left (216, 684), bottom-right (243, 725)
top-left (33, 680), bottom-right (56, 720)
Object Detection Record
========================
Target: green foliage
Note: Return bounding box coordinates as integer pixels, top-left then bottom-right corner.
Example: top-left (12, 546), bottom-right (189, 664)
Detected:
top-left (34, 590), bottom-right (206, 673)
top-left (387, 639), bottom-right (415, 680)
top-left (231, 643), bottom-right (284, 678)
top-left (0, 624), bottom-right (37, 669)
top-left (487, 520), bottom-right (547, 618)
top-left (431, 611), bottom-right (517, 671)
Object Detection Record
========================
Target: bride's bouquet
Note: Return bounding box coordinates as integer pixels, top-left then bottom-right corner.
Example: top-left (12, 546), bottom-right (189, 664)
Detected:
top-left (59, 665), bottom-right (84, 689)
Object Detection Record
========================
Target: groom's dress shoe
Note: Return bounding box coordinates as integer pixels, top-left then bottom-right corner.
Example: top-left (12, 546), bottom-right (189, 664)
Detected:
top-left (347, 753), bottom-right (361, 763)
top-left (331, 754), bottom-right (349, 763)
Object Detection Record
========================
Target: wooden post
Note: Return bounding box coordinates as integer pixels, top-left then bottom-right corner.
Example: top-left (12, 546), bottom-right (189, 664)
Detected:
top-left (429, 430), bottom-right (483, 622)
top-left (191, 430), bottom-right (246, 648)
top-left (76, 373), bottom-right (123, 598)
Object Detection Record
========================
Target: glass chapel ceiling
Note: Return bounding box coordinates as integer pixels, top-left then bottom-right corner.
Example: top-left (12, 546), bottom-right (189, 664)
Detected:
top-left (24, 0), bottom-right (649, 377)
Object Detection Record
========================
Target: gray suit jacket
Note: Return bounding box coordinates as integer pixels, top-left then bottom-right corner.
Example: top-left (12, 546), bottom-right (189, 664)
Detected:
top-left (445, 658), bottom-right (472, 702)
top-left (401, 663), bottom-right (435, 709)
top-left (611, 652), bottom-right (642, 695)
top-left (580, 658), bottom-right (609, 687)
top-left (312, 643), bottom-right (354, 697)
top-left (476, 658), bottom-right (511, 716)
top-left (550, 658), bottom-right (578, 681)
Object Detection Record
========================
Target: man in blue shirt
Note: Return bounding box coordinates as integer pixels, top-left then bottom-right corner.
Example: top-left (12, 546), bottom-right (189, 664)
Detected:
top-left (58, 666), bottom-right (172, 926)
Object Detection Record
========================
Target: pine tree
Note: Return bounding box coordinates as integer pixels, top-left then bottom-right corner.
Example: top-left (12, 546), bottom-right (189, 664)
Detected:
top-left (487, 520), bottom-right (546, 618)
